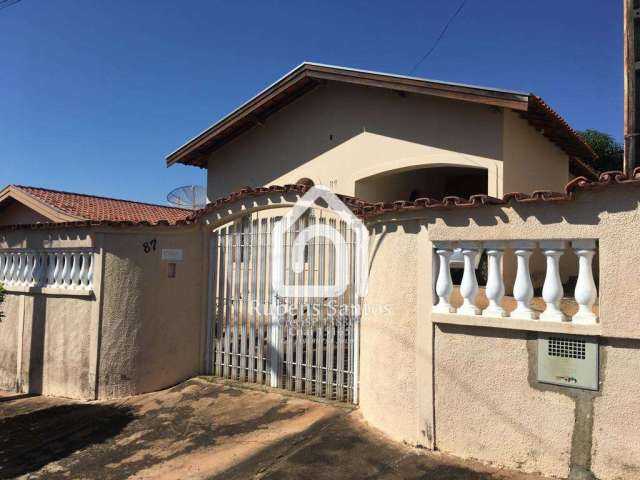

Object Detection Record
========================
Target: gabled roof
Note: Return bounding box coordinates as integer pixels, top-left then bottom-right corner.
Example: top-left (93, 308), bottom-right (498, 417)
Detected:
top-left (0, 185), bottom-right (192, 226)
top-left (166, 62), bottom-right (598, 179)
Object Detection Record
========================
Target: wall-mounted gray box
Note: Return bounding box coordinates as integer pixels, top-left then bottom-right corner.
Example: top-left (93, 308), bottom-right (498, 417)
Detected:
top-left (537, 333), bottom-right (599, 391)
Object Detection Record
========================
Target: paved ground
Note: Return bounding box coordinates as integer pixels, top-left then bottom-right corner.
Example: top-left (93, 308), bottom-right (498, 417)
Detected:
top-left (0, 378), bottom-right (551, 480)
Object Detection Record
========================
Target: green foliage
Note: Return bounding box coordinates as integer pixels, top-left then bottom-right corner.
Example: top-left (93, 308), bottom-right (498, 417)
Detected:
top-left (578, 129), bottom-right (623, 173)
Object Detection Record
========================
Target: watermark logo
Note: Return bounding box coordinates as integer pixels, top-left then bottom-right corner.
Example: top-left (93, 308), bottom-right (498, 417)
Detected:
top-left (272, 185), bottom-right (368, 299)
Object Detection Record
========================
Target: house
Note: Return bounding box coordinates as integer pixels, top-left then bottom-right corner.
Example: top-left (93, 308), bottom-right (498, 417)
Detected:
top-left (3, 65), bottom-right (640, 480)
top-left (167, 63), bottom-right (597, 203)
top-left (0, 185), bottom-right (191, 226)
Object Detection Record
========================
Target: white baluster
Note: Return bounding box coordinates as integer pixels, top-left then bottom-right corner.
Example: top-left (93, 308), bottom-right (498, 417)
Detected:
top-left (86, 253), bottom-right (94, 289)
top-left (15, 253), bottom-right (23, 285)
top-left (2, 253), bottom-right (9, 283)
top-left (511, 241), bottom-right (538, 320)
top-left (13, 253), bottom-right (21, 285)
top-left (572, 240), bottom-right (598, 324)
top-left (458, 242), bottom-right (481, 315)
top-left (432, 247), bottom-right (439, 306)
top-left (47, 253), bottom-right (57, 286)
top-left (38, 252), bottom-right (49, 287)
top-left (6, 253), bottom-right (15, 285)
top-left (433, 243), bottom-right (456, 313)
top-left (0, 252), bottom-right (6, 282)
top-left (27, 252), bottom-right (37, 286)
top-left (53, 253), bottom-right (63, 287)
top-left (62, 252), bottom-right (72, 288)
top-left (70, 252), bottom-right (81, 287)
top-left (32, 253), bottom-right (41, 286)
top-left (22, 252), bottom-right (32, 285)
top-left (482, 242), bottom-right (507, 317)
top-left (3, 253), bottom-right (10, 283)
top-left (540, 240), bottom-right (568, 322)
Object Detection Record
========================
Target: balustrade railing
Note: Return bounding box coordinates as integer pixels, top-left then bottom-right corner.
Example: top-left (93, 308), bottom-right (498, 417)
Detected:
top-left (0, 249), bottom-right (94, 291)
top-left (432, 240), bottom-right (598, 324)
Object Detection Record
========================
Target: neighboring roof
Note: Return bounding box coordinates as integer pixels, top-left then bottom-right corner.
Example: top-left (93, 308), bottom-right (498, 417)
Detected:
top-left (166, 62), bottom-right (598, 179)
top-left (0, 185), bottom-right (192, 226)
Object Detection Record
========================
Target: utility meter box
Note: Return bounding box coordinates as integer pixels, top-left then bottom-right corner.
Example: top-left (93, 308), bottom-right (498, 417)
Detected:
top-left (537, 333), bottom-right (599, 391)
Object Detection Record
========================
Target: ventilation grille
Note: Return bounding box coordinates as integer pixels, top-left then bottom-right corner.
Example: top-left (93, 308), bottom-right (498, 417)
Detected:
top-left (548, 337), bottom-right (586, 360)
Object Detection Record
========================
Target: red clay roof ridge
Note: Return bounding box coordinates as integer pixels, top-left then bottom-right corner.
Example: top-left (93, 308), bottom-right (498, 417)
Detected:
top-left (12, 185), bottom-right (191, 213)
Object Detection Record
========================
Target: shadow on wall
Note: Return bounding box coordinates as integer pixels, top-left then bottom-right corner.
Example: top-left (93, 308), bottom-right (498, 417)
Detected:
top-left (210, 83), bottom-right (502, 196)
top-left (368, 221), bottom-right (422, 274)
top-left (27, 295), bottom-right (47, 394)
top-left (0, 403), bottom-right (135, 479)
top-left (435, 190), bottom-right (640, 229)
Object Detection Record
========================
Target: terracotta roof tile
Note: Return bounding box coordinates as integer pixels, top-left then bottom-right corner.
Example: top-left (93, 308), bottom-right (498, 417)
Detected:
top-left (13, 185), bottom-right (192, 225)
top-left (5, 168), bottom-right (640, 231)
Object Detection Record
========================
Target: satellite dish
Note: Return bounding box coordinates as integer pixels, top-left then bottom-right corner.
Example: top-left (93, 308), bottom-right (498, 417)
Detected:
top-left (167, 185), bottom-right (208, 210)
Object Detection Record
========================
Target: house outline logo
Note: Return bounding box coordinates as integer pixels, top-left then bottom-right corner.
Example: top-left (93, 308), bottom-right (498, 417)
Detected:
top-left (272, 185), bottom-right (369, 300)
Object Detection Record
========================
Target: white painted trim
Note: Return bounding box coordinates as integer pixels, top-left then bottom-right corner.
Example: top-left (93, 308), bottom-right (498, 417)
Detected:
top-left (432, 312), bottom-right (602, 336)
top-left (4, 285), bottom-right (93, 297)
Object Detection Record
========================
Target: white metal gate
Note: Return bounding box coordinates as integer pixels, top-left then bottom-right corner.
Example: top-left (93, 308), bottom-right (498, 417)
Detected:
top-left (207, 209), bottom-right (360, 403)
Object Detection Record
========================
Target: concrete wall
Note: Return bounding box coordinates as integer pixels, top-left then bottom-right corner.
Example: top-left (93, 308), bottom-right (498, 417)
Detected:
top-left (361, 183), bottom-right (640, 480)
top-left (0, 294), bottom-right (19, 390)
top-left (0, 229), bottom-right (96, 399)
top-left (98, 226), bottom-right (205, 399)
top-left (207, 82), bottom-right (505, 200)
top-left (0, 225), bottom-right (206, 400)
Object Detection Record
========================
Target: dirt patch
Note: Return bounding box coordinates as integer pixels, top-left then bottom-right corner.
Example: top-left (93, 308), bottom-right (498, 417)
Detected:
top-left (0, 378), bottom-right (552, 480)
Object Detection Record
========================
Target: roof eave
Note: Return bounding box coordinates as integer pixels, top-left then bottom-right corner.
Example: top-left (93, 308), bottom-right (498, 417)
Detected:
top-left (166, 63), bottom-right (531, 168)
top-left (0, 186), bottom-right (85, 223)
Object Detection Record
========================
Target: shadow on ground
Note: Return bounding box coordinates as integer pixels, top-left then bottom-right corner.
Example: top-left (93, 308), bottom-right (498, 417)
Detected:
top-left (0, 378), bottom-right (549, 480)
top-left (0, 403), bottom-right (135, 479)
top-left (213, 408), bottom-right (538, 480)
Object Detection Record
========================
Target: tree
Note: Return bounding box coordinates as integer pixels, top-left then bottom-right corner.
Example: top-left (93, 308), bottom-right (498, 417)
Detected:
top-left (578, 129), bottom-right (624, 173)
top-left (0, 283), bottom-right (4, 320)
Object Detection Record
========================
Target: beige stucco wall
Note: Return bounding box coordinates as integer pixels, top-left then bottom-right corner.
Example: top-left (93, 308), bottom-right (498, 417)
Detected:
top-left (591, 339), bottom-right (640, 480)
top-left (0, 294), bottom-right (19, 390)
top-left (0, 225), bottom-right (206, 400)
top-left (20, 294), bottom-right (93, 398)
top-left (360, 183), bottom-right (640, 479)
top-left (359, 222), bottom-right (418, 444)
top-left (98, 226), bottom-right (205, 399)
top-left (434, 325), bottom-right (575, 477)
top-left (502, 109), bottom-right (570, 194)
top-left (0, 201), bottom-right (51, 226)
top-left (205, 82), bottom-right (573, 205)
top-left (207, 82), bottom-right (505, 201)
top-left (0, 292), bottom-right (95, 399)
top-left (0, 229), bottom-right (96, 399)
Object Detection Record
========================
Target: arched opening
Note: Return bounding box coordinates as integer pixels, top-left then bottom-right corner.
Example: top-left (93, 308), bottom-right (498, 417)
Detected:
top-left (354, 165), bottom-right (488, 203)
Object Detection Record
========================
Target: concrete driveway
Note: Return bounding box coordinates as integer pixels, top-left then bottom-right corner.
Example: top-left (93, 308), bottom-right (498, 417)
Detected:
top-left (0, 377), bottom-right (549, 479)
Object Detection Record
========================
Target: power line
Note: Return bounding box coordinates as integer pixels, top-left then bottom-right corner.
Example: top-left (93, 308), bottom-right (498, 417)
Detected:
top-left (0, 0), bottom-right (21, 11)
top-left (408, 0), bottom-right (468, 75)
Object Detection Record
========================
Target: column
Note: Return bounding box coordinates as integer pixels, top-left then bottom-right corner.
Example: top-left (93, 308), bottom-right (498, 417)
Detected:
top-left (458, 242), bottom-right (481, 315)
top-left (511, 241), bottom-right (538, 320)
top-left (433, 243), bottom-right (455, 313)
top-left (540, 240), bottom-right (567, 321)
top-left (572, 240), bottom-right (598, 324)
top-left (482, 242), bottom-right (507, 317)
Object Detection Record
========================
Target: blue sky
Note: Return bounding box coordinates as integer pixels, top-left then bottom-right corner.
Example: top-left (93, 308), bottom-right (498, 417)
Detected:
top-left (1, 1), bottom-right (621, 204)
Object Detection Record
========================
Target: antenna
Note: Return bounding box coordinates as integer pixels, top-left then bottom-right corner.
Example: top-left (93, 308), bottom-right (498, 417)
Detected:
top-left (167, 185), bottom-right (208, 210)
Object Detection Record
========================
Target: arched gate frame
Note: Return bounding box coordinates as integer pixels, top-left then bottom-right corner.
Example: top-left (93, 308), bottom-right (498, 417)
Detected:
top-left (206, 207), bottom-right (361, 404)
